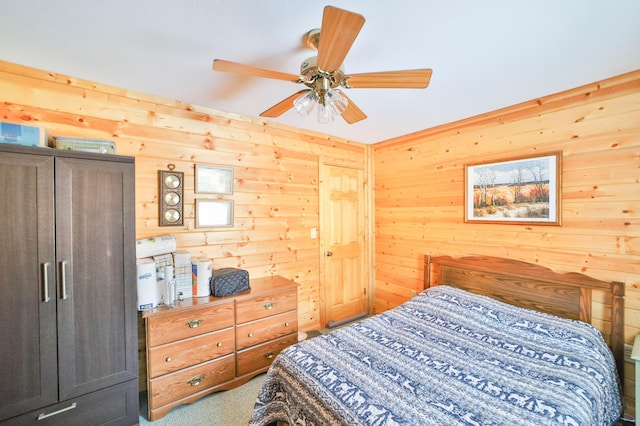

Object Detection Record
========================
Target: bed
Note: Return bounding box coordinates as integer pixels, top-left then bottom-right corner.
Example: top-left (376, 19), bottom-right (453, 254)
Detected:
top-left (249, 255), bottom-right (625, 425)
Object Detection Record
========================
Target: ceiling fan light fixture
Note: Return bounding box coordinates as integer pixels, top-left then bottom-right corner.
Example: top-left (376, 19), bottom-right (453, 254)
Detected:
top-left (317, 102), bottom-right (332, 124)
top-left (293, 90), bottom-right (318, 116)
top-left (294, 87), bottom-right (348, 123)
top-left (314, 88), bottom-right (348, 124)
top-left (326, 89), bottom-right (348, 114)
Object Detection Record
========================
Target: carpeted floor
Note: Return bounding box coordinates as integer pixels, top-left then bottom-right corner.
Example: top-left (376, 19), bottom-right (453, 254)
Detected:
top-left (139, 373), bottom-right (266, 425)
top-left (305, 329), bottom-right (323, 339)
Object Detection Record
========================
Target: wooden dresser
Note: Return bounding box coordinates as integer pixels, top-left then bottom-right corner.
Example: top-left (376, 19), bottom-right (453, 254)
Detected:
top-left (143, 275), bottom-right (298, 421)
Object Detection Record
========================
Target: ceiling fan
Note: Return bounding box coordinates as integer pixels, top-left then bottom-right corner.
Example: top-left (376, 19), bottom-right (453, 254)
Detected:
top-left (212, 5), bottom-right (432, 124)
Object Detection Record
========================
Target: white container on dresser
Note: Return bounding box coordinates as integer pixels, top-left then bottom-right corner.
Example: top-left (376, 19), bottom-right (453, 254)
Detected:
top-left (143, 275), bottom-right (298, 421)
top-left (631, 335), bottom-right (640, 421)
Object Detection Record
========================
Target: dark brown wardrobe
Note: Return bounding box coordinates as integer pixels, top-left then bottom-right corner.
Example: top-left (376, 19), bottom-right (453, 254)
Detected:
top-left (0, 144), bottom-right (138, 425)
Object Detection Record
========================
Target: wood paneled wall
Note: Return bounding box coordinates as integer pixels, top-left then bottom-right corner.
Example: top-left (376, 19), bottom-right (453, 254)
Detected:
top-left (373, 70), bottom-right (640, 414)
top-left (0, 60), bottom-right (366, 335)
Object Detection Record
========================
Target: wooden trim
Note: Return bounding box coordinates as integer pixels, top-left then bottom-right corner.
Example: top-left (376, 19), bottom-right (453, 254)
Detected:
top-left (424, 254), bottom-right (625, 387)
top-left (0, 59), bottom-right (366, 151)
top-left (611, 281), bottom-right (626, 381)
top-left (377, 69), bottom-right (640, 148)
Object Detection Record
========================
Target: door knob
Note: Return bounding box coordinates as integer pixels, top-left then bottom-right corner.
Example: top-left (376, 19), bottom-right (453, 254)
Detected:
top-left (326, 251), bottom-right (333, 257)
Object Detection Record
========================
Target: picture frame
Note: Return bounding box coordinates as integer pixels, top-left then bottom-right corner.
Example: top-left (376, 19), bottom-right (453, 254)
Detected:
top-left (195, 199), bottom-right (234, 228)
top-left (464, 151), bottom-right (561, 225)
top-left (195, 164), bottom-right (234, 194)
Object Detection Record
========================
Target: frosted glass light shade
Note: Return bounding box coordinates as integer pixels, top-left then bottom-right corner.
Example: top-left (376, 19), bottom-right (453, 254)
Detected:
top-left (317, 102), bottom-right (332, 123)
top-left (293, 91), bottom-right (317, 116)
top-left (326, 89), bottom-right (348, 115)
top-left (294, 89), bottom-right (348, 123)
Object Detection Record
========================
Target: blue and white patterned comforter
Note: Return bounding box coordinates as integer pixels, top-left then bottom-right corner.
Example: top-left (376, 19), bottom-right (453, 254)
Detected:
top-left (249, 286), bottom-right (622, 425)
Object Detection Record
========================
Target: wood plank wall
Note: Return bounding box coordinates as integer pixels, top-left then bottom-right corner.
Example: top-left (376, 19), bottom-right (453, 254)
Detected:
top-left (373, 70), bottom-right (640, 415)
top-left (0, 60), bottom-right (367, 387)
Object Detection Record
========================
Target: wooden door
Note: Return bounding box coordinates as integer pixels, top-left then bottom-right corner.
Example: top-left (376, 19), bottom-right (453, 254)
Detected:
top-left (55, 156), bottom-right (137, 400)
top-left (0, 152), bottom-right (57, 421)
top-left (320, 164), bottom-right (367, 326)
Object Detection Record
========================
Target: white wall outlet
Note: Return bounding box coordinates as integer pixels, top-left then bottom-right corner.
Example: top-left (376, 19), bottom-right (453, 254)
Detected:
top-left (624, 343), bottom-right (633, 363)
top-left (310, 228), bottom-right (318, 239)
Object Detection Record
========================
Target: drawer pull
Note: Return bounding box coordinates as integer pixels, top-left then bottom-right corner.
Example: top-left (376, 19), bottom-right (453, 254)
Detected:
top-left (284, 322), bottom-right (290, 327)
top-left (186, 319), bottom-right (203, 328)
top-left (217, 342), bottom-right (223, 347)
top-left (188, 375), bottom-right (205, 386)
top-left (166, 357), bottom-right (172, 363)
top-left (263, 302), bottom-right (274, 310)
top-left (264, 351), bottom-right (275, 360)
top-left (248, 332), bottom-right (254, 338)
top-left (37, 402), bottom-right (77, 420)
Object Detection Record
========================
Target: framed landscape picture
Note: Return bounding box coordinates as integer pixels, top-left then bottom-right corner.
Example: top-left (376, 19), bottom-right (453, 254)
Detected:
top-left (464, 151), bottom-right (561, 225)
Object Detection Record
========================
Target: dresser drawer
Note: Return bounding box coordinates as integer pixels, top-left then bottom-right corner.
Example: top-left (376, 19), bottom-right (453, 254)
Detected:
top-left (146, 301), bottom-right (234, 346)
top-left (148, 354), bottom-right (235, 409)
top-left (148, 327), bottom-right (235, 378)
top-left (236, 288), bottom-right (297, 323)
top-left (237, 333), bottom-right (298, 376)
top-left (236, 310), bottom-right (297, 350)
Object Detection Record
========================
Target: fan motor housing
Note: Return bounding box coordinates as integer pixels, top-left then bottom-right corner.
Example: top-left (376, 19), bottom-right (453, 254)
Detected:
top-left (300, 56), bottom-right (345, 89)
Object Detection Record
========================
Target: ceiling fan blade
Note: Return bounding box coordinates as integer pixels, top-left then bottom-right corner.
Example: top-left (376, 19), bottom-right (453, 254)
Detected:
top-left (213, 59), bottom-right (302, 83)
top-left (339, 92), bottom-right (367, 124)
top-left (260, 90), bottom-right (310, 118)
top-left (316, 6), bottom-right (365, 72)
top-left (346, 69), bottom-right (433, 89)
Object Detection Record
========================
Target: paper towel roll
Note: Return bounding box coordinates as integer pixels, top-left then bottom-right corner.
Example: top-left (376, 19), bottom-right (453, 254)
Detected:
top-left (191, 258), bottom-right (212, 298)
top-left (137, 258), bottom-right (158, 310)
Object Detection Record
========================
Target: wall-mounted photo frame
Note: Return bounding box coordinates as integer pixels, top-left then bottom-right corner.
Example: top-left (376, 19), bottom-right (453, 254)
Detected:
top-left (464, 151), bottom-right (562, 225)
top-left (196, 199), bottom-right (234, 228)
top-left (195, 164), bottom-right (234, 194)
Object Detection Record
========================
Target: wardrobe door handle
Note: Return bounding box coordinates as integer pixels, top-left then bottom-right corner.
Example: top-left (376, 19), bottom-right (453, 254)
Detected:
top-left (59, 261), bottom-right (68, 300)
top-left (41, 262), bottom-right (51, 303)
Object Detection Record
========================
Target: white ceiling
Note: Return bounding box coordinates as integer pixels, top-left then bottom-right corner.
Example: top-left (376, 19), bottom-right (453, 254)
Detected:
top-left (1, 0), bottom-right (639, 144)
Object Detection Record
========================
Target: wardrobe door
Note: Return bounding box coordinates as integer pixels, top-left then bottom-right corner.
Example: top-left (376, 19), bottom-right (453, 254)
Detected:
top-left (0, 153), bottom-right (57, 421)
top-left (54, 157), bottom-right (137, 400)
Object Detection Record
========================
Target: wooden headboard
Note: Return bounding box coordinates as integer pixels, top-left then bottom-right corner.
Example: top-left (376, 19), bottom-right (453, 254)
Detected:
top-left (424, 255), bottom-right (625, 382)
